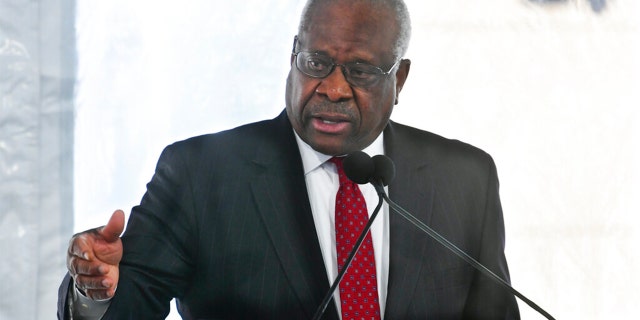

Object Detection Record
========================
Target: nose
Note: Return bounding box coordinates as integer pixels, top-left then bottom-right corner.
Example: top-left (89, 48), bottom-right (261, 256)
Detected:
top-left (315, 66), bottom-right (354, 102)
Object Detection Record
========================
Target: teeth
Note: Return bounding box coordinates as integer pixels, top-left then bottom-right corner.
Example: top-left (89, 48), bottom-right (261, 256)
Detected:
top-left (322, 120), bottom-right (338, 124)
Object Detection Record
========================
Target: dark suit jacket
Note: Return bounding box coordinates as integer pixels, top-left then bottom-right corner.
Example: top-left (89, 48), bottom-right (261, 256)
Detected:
top-left (59, 111), bottom-right (519, 319)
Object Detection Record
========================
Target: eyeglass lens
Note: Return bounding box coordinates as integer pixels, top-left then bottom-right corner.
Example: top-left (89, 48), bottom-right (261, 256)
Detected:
top-left (295, 52), bottom-right (391, 88)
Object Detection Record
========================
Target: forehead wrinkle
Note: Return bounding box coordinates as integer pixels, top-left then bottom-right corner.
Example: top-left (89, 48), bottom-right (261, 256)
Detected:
top-left (300, 23), bottom-right (394, 65)
top-left (299, 4), bottom-right (397, 65)
top-left (299, 35), bottom-right (377, 66)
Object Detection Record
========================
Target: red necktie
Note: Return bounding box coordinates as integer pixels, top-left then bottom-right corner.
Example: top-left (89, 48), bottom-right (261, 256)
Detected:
top-left (330, 157), bottom-right (381, 320)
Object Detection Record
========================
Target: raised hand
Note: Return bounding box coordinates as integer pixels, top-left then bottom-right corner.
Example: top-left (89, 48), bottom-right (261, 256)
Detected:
top-left (67, 210), bottom-right (125, 300)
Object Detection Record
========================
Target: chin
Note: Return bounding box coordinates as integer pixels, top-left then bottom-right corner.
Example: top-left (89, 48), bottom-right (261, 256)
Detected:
top-left (313, 146), bottom-right (342, 156)
top-left (307, 141), bottom-right (345, 156)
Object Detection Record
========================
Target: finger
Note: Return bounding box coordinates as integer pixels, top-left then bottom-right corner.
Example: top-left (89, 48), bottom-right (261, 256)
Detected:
top-left (70, 257), bottom-right (108, 276)
top-left (74, 274), bottom-right (113, 291)
top-left (85, 288), bottom-right (116, 301)
top-left (68, 234), bottom-right (94, 261)
top-left (98, 210), bottom-right (125, 243)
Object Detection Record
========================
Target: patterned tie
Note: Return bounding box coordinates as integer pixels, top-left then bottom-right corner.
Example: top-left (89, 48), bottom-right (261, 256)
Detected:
top-left (330, 157), bottom-right (381, 320)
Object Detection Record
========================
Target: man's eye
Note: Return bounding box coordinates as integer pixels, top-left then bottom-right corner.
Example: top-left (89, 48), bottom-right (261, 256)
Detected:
top-left (306, 58), bottom-right (329, 71)
top-left (349, 67), bottom-right (376, 79)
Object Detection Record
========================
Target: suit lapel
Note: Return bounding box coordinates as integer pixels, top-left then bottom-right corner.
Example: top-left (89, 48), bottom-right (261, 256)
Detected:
top-left (383, 121), bottom-right (436, 318)
top-left (249, 113), bottom-right (338, 320)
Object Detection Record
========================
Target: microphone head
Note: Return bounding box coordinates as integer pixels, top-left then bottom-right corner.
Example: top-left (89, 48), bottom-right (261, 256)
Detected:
top-left (371, 155), bottom-right (395, 186)
top-left (343, 151), bottom-right (374, 184)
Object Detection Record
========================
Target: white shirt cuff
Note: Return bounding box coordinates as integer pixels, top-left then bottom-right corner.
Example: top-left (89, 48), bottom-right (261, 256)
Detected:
top-left (68, 282), bottom-right (111, 320)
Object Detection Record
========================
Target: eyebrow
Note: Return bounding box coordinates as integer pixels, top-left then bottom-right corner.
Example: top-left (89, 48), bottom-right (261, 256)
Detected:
top-left (295, 36), bottom-right (381, 66)
top-left (305, 50), bottom-right (380, 67)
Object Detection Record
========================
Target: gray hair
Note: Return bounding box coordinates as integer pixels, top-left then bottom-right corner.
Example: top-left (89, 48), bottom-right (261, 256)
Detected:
top-left (298, 0), bottom-right (412, 59)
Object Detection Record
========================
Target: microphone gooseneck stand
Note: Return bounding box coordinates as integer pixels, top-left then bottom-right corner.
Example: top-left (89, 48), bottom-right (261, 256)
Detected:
top-left (371, 183), bottom-right (556, 320)
top-left (311, 152), bottom-right (555, 320)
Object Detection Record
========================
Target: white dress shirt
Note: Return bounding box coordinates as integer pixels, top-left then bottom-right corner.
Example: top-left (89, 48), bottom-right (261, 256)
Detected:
top-left (294, 132), bottom-right (389, 319)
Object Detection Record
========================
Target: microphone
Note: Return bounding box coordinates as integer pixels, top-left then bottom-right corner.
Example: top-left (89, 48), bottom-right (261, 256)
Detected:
top-left (371, 154), bottom-right (395, 187)
top-left (342, 151), bottom-right (374, 184)
top-left (342, 151), bottom-right (395, 186)
top-left (342, 152), bottom-right (556, 320)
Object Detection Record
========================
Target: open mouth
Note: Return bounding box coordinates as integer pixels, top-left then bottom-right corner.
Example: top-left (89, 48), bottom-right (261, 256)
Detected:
top-left (311, 115), bottom-right (351, 134)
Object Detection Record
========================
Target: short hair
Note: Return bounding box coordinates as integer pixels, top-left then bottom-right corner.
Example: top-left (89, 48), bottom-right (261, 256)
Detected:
top-left (298, 0), bottom-right (412, 59)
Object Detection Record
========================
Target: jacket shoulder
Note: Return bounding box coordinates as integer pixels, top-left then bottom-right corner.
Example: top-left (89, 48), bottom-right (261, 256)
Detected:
top-left (386, 121), bottom-right (494, 168)
top-left (160, 113), bottom-right (293, 162)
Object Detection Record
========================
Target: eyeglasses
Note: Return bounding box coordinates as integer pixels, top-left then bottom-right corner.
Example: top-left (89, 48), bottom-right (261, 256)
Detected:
top-left (292, 51), bottom-right (401, 88)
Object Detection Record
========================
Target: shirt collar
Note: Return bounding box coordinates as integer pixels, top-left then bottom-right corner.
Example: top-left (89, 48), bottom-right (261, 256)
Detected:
top-left (294, 130), bottom-right (385, 175)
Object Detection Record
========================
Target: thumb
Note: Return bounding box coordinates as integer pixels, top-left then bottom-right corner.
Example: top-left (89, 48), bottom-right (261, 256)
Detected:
top-left (99, 209), bottom-right (125, 243)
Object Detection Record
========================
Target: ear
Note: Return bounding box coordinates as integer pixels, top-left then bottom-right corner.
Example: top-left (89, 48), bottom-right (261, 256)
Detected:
top-left (394, 59), bottom-right (411, 105)
top-left (290, 35), bottom-right (299, 65)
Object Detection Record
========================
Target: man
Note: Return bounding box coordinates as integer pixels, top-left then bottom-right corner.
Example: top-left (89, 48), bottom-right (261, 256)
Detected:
top-left (59, 0), bottom-right (520, 319)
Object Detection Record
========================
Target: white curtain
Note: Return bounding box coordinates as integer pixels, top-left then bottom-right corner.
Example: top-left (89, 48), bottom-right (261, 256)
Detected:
top-left (0, 0), bottom-right (75, 319)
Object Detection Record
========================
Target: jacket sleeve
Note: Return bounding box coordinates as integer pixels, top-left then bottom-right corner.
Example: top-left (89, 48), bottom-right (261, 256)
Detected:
top-left (57, 273), bottom-right (72, 320)
top-left (462, 157), bottom-right (520, 319)
top-left (101, 143), bottom-right (198, 319)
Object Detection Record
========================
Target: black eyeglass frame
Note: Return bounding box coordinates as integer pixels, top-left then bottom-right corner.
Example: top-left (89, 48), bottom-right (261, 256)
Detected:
top-left (291, 35), bottom-right (402, 88)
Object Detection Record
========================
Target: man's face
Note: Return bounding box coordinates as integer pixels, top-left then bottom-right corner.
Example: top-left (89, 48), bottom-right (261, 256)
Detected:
top-left (285, 2), bottom-right (410, 156)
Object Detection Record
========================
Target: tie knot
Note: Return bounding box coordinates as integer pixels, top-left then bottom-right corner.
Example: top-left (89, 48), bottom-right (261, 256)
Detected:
top-left (329, 157), bottom-right (349, 186)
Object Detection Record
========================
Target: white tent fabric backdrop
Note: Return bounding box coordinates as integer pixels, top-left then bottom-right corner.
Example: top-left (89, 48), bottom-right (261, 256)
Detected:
top-left (1, 0), bottom-right (638, 319)
top-left (0, 0), bottom-right (75, 319)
